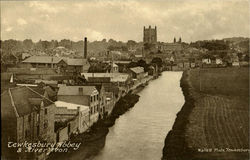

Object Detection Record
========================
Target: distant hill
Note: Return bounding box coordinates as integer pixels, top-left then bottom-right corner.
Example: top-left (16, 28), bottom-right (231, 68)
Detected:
top-left (223, 37), bottom-right (249, 43)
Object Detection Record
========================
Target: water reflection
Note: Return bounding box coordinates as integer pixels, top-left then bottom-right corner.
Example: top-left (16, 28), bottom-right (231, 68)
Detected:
top-left (93, 72), bottom-right (184, 160)
top-left (50, 72), bottom-right (184, 160)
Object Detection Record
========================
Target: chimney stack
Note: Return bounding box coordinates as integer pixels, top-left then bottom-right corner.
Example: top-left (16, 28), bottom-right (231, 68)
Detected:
top-left (84, 37), bottom-right (87, 59)
top-left (79, 87), bottom-right (83, 95)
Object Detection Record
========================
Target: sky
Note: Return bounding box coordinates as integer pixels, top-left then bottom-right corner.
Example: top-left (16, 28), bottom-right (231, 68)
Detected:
top-left (1, 0), bottom-right (250, 43)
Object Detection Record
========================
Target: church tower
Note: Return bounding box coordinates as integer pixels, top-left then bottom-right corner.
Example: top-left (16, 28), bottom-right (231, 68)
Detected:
top-left (143, 25), bottom-right (157, 44)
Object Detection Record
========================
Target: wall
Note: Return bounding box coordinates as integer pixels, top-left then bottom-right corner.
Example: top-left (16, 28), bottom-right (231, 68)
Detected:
top-left (39, 104), bottom-right (56, 143)
top-left (2, 118), bottom-right (17, 143)
top-left (58, 126), bottom-right (68, 142)
top-left (69, 117), bottom-right (79, 135)
top-left (58, 95), bottom-right (89, 106)
top-left (136, 72), bottom-right (144, 80)
top-left (144, 27), bottom-right (157, 43)
top-left (78, 110), bottom-right (90, 133)
top-left (90, 113), bottom-right (99, 126)
top-left (16, 114), bottom-right (35, 142)
top-left (55, 107), bottom-right (77, 122)
top-left (98, 87), bottom-right (106, 118)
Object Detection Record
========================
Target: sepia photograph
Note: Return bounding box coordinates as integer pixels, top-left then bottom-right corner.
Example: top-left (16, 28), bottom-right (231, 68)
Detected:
top-left (1, 0), bottom-right (249, 160)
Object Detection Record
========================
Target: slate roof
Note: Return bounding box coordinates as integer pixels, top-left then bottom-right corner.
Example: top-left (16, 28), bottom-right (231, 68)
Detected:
top-left (7, 68), bottom-right (57, 75)
top-left (129, 67), bottom-right (144, 74)
top-left (22, 56), bottom-right (61, 64)
top-left (81, 73), bottom-right (129, 83)
top-left (1, 86), bottom-right (54, 118)
top-left (57, 86), bottom-right (98, 96)
top-left (44, 86), bottom-right (57, 97)
top-left (22, 56), bottom-right (88, 66)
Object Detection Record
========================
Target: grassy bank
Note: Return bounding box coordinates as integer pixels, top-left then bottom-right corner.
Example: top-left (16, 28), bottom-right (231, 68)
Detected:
top-left (48, 93), bottom-right (140, 160)
top-left (162, 70), bottom-right (195, 160)
top-left (162, 67), bottom-right (249, 160)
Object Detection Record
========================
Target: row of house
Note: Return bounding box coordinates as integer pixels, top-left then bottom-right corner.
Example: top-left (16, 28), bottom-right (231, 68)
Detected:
top-left (22, 55), bottom-right (90, 74)
top-left (1, 63), bottom-right (153, 160)
top-left (201, 55), bottom-right (248, 67)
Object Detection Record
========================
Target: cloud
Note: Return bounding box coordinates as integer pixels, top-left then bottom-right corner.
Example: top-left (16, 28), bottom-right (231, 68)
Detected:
top-left (86, 29), bottom-right (104, 41)
top-left (5, 27), bottom-right (13, 32)
top-left (17, 18), bottom-right (27, 26)
top-left (28, 1), bottom-right (65, 14)
top-left (0, 0), bottom-right (249, 42)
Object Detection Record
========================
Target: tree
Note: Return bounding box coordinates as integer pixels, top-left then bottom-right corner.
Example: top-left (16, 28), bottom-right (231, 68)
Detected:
top-left (127, 40), bottom-right (137, 46)
top-left (59, 39), bottom-right (72, 49)
top-left (138, 59), bottom-right (149, 72)
top-left (151, 57), bottom-right (163, 68)
top-left (144, 43), bottom-right (154, 50)
top-left (23, 39), bottom-right (33, 50)
top-left (128, 62), bottom-right (138, 68)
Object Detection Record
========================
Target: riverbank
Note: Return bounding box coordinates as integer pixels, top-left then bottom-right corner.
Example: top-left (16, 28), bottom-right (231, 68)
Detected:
top-left (48, 93), bottom-right (140, 160)
top-left (162, 67), bottom-right (249, 160)
top-left (162, 70), bottom-right (194, 160)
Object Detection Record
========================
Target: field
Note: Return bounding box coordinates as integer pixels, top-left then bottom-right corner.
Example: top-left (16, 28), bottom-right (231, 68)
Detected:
top-left (189, 67), bottom-right (249, 96)
top-left (186, 67), bottom-right (249, 160)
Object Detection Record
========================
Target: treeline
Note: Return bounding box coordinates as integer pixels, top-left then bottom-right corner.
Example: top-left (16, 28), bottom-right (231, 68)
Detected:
top-left (190, 40), bottom-right (229, 51)
top-left (0, 39), bottom-right (138, 55)
top-left (0, 39), bottom-right (142, 62)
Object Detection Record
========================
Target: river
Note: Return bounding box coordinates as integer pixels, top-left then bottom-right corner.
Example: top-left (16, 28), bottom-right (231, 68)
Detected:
top-left (92, 72), bottom-right (185, 160)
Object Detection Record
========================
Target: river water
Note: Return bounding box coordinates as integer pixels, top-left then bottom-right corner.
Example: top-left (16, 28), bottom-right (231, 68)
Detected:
top-left (93, 72), bottom-right (185, 160)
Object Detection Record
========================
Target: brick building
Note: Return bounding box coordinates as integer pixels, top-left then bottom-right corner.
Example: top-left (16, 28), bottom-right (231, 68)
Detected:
top-left (128, 67), bottom-right (145, 80)
top-left (22, 56), bottom-right (90, 74)
top-left (1, 86), bottom-right (56, 159)
top-left (55, 101), bottom-right (90, 134)
top-left (57, 86), bottom-right (99, 126)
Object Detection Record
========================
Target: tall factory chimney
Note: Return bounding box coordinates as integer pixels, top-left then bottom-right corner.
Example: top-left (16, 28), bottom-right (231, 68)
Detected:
top-left (84, 37), bottom-right (87, 59)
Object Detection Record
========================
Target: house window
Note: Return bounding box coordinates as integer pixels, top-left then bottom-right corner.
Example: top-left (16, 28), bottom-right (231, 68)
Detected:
top-left (37, 113), bottom-right (40, 122)
top-left (97, 95), bottom-right (99, 101)
top-left (44, 108), bottom-right (47, 115)
top-left (90, 96), bottom-right (93, 103)
top-left (37, 125), bottom-right (40, 136)
top-left (44, 120), bottom-right (48, 129)
top-left (25, 130), bottom-right (30, 138)
top-left (28, 115), bottom-right (31, 122)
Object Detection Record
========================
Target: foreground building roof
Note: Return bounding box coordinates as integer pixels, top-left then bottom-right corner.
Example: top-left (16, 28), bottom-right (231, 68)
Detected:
top-left (57, 86), bottom-right (98, 96)
top-left (129, 67), bottom-right (144, 74)
top-left (22, 56), bottom-right (88, 66)
top-left (1, 86), bottom-right (54, 118)
top-left (81, 73), bottom-right (129, 83)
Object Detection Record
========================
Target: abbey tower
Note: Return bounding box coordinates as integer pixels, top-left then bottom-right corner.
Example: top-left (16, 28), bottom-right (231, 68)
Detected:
top-left (143, 25), bottom-right (157, 44)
